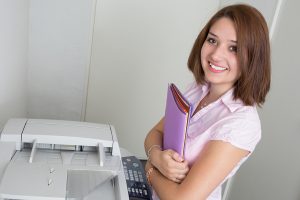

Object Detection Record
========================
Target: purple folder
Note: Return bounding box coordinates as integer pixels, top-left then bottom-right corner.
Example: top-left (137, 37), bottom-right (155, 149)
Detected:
top-left (163, 83), bottom-right (192, 158)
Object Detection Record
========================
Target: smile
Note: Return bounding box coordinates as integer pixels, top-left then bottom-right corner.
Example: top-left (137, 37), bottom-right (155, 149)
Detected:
top-left (209, 62), bottom-right (228, 72)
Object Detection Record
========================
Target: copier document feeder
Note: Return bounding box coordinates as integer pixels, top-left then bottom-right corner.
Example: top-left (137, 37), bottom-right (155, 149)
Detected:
top-left (0, 118), bottom-right (129, 200)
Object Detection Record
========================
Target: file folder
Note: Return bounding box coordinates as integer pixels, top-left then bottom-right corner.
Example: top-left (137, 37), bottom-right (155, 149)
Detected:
top-left (163, 83), bottom-right (192, 158)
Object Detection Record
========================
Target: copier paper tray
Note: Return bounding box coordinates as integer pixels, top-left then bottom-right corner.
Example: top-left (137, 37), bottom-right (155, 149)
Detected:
top-left (0, 118), bottom-right (129, 200)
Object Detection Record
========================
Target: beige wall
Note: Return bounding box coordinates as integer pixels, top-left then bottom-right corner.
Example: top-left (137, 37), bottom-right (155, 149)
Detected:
top-left (85, 0), bottom-right (219, 158)
top-left (0, 0), bottom-right (28, 128)
top-left (1, 0), bottom-right (299, 199)
top-left (229, 0), bottom-right (300, 199)
top-left (86, 0), bottom-right (300, 199)
top-left (27, 0), bottom-right (95, 121)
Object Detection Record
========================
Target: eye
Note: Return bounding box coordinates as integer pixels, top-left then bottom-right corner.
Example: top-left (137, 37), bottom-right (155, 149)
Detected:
top-left (229, 45), bottom-right (237, 53)
top-left (206, 37), bottom-right (217, 45)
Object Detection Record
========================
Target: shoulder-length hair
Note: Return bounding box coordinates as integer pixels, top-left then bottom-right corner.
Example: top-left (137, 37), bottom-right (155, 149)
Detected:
top-left (188, 4), bottom-right (271, 106)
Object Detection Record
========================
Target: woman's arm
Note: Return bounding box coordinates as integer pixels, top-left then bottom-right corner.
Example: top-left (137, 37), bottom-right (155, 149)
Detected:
top-left (144, 118), bottom-right (164, 155)
top-left (144, 118), bottom-right (189, 182)
top-left (147, 140), bottom-right (249, 200)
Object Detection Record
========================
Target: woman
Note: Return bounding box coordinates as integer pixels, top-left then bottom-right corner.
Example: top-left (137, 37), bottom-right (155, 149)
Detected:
top-left (144, 4), bottom-right (270, 200)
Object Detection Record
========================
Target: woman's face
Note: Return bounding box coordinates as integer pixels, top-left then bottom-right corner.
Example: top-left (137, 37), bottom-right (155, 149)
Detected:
top-left (201, 17), bottom-right (241, 91)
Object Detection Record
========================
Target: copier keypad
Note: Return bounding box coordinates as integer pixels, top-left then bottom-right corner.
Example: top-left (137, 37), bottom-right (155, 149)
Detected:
top-left (122, 156), bottom-right (152, 200)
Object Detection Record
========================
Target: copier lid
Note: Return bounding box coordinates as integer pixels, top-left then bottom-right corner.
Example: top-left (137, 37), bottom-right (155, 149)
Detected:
top-left (22, 119), bottom-right (113, 147)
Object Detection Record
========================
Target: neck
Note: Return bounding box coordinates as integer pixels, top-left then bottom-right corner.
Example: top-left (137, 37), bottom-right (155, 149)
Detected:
top-left (207, 83), bottom-right (233, 101)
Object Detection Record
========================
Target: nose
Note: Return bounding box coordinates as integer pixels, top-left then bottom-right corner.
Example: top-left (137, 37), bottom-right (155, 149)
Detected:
top-left (210, 45), bottom-right (225, 61)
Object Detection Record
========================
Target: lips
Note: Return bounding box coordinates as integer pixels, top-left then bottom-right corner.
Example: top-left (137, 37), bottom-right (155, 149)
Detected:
top-left (209, 62), bottom-right (228, 73)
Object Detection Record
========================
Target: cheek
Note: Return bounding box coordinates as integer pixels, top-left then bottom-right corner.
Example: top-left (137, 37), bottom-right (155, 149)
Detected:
top-left (201, 42), bottom-right (210, 54)
top-left (237, 65), bottom-right (241, 76)
top-left (230, 56), bottom-right (239, 71)
top-left (200, 46), bottom-right (205, 59)
top-left (233, 63), bottom-right (241, 79)
top-left (200, 45), bottom-right (208, 64)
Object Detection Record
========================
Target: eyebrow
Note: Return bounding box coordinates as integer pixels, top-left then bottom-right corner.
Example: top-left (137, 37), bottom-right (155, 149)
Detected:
top-left (208, 32), bottom-right (237, 43)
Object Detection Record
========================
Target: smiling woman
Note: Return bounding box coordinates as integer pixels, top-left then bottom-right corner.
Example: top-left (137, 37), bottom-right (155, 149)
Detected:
top-left (200, 17), bottom-right (240, 96)
top-left (144, 4), bottom-right (271, 200)
top-left (189, 3), bottom-right (270, 107)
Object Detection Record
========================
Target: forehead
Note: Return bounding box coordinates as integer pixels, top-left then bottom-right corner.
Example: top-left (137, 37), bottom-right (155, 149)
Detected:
top-left (209, 17), bottom-right (237, 41)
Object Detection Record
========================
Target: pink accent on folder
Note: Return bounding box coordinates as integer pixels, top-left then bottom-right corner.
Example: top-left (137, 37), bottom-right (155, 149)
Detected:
top-left (163, 83), bottom-right (192, 158)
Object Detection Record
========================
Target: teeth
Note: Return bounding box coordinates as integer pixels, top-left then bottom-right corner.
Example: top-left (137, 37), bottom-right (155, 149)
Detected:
top-left (209, 63), bottom-right (227, 71)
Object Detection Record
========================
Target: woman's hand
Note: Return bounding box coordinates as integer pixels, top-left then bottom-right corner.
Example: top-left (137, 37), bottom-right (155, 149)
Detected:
top-left (150, 148), bottom-right (189, 183)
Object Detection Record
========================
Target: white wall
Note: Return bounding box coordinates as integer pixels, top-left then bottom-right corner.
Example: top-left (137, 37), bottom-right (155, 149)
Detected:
top-left (0, 0), bottom-right (29, 128)
top-left (0, 0), bottom-right (299, 199)
top-left (229, 0), bottom-right (300, 199)
top-left (86, 1), bottom-right (300, 199)
top-left (27, 0), bottom-right (95, 121)
top-left (85, 0), bottom-right (220, 158)
top-left (220, 0), bottom-right (279, 29)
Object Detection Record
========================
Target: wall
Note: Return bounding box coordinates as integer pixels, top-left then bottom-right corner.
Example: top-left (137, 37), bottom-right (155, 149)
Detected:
top-left (220, 0), bottom-right (279, 29)
top-left (27, 0), bottom-right (95, 121)
top-left (0, 0), bottom-right (29, 128)
top-left (86, 0), bottom-right (300, 198)
top-left (0, 0), bottom-right (299, 199)
top-left (229, 0), bottom-right (300, 199)
top-left (85, 0), bottom-right (220, 158)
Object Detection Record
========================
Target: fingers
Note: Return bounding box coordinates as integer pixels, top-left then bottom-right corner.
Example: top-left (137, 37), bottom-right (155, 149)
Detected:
top-left (169, 166), bottom-right (189, 177)
top-left (164, 150), bottom-right (189, 171)
top-left (176, 173), bottom-right (187, 180)
top-left (168, 151), bottom-right (188, 167)
top-left (171, 153), bottom-right (189, 172)
top-left (163, 157), bottom-right (189, 182)
top-left (171, 152), bottom-right (184, 162)
top-left (172, 173), bottom-right (187, 183)
top-left (173, 177), bottom-right (181, 183)
top-left (154, 149), bottom-right (190, 183)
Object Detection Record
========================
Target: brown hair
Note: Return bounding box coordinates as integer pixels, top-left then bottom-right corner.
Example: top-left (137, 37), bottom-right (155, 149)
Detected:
top-left (188, 4), bottom-right (271, 106)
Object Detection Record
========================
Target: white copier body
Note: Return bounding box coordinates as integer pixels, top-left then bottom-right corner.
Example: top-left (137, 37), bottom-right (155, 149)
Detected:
top-left (0, 118), bottom-right (129, 200)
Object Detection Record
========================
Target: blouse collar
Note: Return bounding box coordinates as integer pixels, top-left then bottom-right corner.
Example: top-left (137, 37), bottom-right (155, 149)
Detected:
top-left (199, 84), bottom-right (245, 113)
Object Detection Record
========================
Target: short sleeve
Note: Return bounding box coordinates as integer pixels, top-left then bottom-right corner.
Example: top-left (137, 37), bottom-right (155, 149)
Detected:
top-left (210, 112), bottom-right (261, 152)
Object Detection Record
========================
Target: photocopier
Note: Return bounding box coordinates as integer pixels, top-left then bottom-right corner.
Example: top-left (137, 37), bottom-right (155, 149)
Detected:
top-left (0, 118), bottom-right (152, 200)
